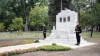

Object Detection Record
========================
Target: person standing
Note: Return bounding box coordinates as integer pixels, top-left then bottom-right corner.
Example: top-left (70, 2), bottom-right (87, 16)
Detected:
top-left (75, 21), bottom-right (82, 46)
top-left (43, 24), bottom-right (46, 40)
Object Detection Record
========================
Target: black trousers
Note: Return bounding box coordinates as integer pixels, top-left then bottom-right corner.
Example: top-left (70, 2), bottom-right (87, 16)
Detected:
top-left (43, 33), bottom-right (46, 39)
top-left (76, 32), bottom-right (81, 44)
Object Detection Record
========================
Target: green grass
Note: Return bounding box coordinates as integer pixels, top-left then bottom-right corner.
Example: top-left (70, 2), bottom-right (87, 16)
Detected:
top-left (82, 31), bottom-right (100, 38)
top-left (0, 31), bottom-right (50, 40)
top-left (0, 31), bottom-right (100, 40)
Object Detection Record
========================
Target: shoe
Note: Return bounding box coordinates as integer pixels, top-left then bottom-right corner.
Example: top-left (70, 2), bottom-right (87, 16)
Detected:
top-left (75, 44), bottom-right (80, 46)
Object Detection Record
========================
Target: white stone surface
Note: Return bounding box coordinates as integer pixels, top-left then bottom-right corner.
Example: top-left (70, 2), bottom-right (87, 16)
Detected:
top-left (43, 9), bottom-right (83, 44)
top-left (56, 9), bottom-right (77, 33)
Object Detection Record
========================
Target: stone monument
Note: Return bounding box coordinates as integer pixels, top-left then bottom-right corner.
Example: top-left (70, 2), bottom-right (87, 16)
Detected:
top-left (40, 9), bottom-right (95, 48)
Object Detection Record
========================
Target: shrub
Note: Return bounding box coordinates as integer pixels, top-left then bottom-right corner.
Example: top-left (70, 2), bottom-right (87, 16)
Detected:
top-left (0, 22), bottom-right (5, 31)
top-left (52, 43), bottom-right (57, 46)
top-left (34, 40), bottom-right (39, 43)
top-left (37, 45), bottom-right (72, 51)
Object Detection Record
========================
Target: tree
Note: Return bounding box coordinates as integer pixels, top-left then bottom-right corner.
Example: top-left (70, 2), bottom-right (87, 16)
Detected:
top-left (0, 0), bottom-right (16, 29)
top-left (97, 0), bottom-right (100, 3)
top-left (29, 5), bottom-right (49, 31)
top-left (70, 0), bottom-right (88, 23)
top-left (80, 2), bottom-right (100, 37)
top-left (0, 23), bottom-right (5, 31)
top-left (48, 0), bottom-right (72, 22)
top-left (0, 0), bottom-right (49, 31)
top-left (92, 3), bottom-right (100, 32)
top-left (0, 0), bottom-right (35, 31)
top-left (8, 17), bottom-right (24, 31)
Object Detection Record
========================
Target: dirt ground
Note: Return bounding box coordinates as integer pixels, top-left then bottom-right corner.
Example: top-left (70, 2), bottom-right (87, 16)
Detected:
top-left (10, 37), bottom-right (100, 56)
top-left (0, 38), bottom-right (42, 47)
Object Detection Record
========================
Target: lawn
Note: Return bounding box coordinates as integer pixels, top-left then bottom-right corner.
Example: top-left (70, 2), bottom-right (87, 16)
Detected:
top-left (81, 31), bottom-right (100, 38)
top-left (0, 31), bottom-right (100, 40)
top-left (0, 31), bottom-right (50, 47)
top-left (0, 31), bottom-right (100, 47)
top-left (0, 31), bottom-right (50, 40)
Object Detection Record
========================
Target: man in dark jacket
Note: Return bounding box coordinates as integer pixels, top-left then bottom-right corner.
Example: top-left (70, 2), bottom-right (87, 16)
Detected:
top-left (75, 21), bottom-right (82, 46)
top-left (43, 24), bottom-right (46, 40)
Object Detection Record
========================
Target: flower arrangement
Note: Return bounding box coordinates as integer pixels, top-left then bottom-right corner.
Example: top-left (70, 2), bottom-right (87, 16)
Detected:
top-left (0, 47), bottom-right (37, 56)
top-left (0, 44), bottom-right (72, 56)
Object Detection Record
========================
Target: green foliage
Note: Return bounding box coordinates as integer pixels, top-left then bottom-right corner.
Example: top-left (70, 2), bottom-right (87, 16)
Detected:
top-left (29, 5), bottom-right (49, 30)
top-left (80, 3), bottom-right (100, 27)
top-left (71, 0), bottom-right (87, 11)
top-left (38, 45), bottom-right (72, 51)
top-left (48, 0), bottom-right (71, 22)
top-left (0, 0), bottom-right (48, 31)
top-left (34, 40), bottom-right (39, 43)
top-left (97, 0), bottom-right (100, 3)
top-left (8, 17), bottom-right (24, 31)
top-left (35, 0), bottom-right (49, 6)
top-left (0, 23), bottom-right (5, 31)
top-left (92, 3), bottom-right (100, 26)
top-left (52, 43), bottom-right (57, 46)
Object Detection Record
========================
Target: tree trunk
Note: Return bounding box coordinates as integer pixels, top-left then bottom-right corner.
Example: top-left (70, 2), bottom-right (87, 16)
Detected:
top-left (90, 26), bottom-right (94, 37)
top-left (23, 0), bottom-right (28, 32)
top-left (98, 26), bottom-right (100, 32)
top-left (25, 15), bottom-right (28, 32)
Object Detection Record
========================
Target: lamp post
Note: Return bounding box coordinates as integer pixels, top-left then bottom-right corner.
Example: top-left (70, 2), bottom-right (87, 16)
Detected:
top-left (61, 0), bottom-right (62, 11)
top-left (77, 1), bottom-right (82, 23)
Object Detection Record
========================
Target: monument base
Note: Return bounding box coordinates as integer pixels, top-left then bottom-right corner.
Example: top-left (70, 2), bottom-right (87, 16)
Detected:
top-left (40, 9), bottom-right (96, 48)
top-left (39, 29), bottom-right (96, 49)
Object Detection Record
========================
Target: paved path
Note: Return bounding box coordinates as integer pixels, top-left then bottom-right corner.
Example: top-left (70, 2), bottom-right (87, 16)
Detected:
top-left (0, 40), bottom-right (96, 53)
top-left (14, 38), bottom-right (100, 56)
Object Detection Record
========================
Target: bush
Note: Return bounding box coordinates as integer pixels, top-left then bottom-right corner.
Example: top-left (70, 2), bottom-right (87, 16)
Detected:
top-left (0, 22), bottom-right (5, 31)
top-left (37, 45), bottom-right (72, 51)
top-left (52, 43), bottom-right (57, 46)
top-left (34, 40), bottom-right (39, 43)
